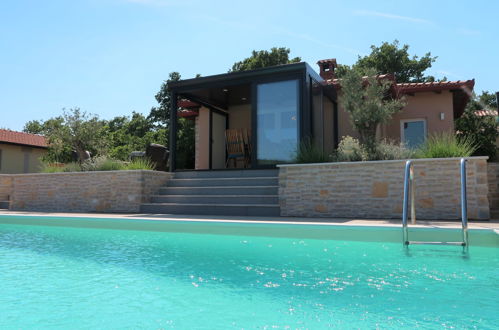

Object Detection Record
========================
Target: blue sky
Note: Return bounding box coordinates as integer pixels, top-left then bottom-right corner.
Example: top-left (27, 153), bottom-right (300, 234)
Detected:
top-left (1, 0), bottom-right (497, 131)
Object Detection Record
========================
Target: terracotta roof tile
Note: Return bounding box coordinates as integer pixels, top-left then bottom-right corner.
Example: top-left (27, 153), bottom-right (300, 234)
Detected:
top-left (475, 109), bottom-right (498, 117)
top-left (327, 77), bottom-right (475, 95)
top-left (395, 79), bottom-right (475, 93)
top-left (0, 129), bottom-right (48, 148)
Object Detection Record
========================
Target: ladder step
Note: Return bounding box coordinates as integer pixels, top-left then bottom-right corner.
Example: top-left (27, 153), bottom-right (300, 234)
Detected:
top-left (407, 241), bottom-right (466, 246)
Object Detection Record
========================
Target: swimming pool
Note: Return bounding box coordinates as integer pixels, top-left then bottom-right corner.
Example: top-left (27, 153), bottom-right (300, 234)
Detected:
top-left (0, 215), bottom-right (497, 328)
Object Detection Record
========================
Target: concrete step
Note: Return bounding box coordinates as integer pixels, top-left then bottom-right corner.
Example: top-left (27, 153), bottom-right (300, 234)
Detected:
top-left (166, 177), bottom-right (278, 187)
top-left (140, 203), bottom-right (280, 216)
top-left (158, 186), bottom-right (278, 196)
top-left (0, 201), bottom-right (8, 209)
top-left (151, 194), bottom-right (279, 204)
top-left (174, 169), bottom-right (278, 179)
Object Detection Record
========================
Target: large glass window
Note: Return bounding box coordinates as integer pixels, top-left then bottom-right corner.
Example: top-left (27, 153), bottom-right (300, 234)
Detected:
top-left (256, 79), bottom-right (299, 164)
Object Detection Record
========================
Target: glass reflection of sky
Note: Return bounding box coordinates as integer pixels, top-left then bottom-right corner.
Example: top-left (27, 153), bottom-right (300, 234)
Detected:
top-left (257, 80), bottom-right (298, 163)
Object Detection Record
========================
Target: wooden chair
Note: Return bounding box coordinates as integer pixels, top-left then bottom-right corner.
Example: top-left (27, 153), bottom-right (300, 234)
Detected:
top-left (225, 129), bottom-right (246, 168)
top-left (242, 129), bottom-right (252, 166)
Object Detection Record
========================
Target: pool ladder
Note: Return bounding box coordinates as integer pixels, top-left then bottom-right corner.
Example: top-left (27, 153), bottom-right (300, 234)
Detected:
top-left (402, 158), bottom-right (469, 251)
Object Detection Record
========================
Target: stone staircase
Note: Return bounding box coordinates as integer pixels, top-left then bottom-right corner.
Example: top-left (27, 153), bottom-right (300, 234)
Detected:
top-left (140, 169), bottom-right (280, 216)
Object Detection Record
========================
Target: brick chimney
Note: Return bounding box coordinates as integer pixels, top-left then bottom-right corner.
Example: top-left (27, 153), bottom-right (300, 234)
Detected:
top-left (317, 58), bottom-right (337, 80)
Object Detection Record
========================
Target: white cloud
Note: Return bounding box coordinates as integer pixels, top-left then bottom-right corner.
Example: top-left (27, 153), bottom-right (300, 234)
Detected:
top-left (457, 28), bottom-right (481, 36)
top-left (353, 10), bottom-right (432, 24)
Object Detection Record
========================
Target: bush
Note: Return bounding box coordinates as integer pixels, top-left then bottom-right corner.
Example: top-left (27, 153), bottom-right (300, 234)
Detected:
top-left (124, 157), bottom-right (155, 170)
top-left (455, 109), bottom-right (498, 160)
top-left (294, 139), bottom-right (332, 163)
top-left (335, 136), bottom-right (367, 161)
top-left (81, 156), bottom-right (125, 171)
top-left (39, 156), bottom-right (156, 172)
top-left (415, 132), bottom-right (477, 159)
top-left (371, 140), bottom-right (415, 160)
top-left (334, 136), bottom-right (414, 161)
top-left (62, 162), bottom-right (83, 172)
top-left (40, 162), bottom-right (81, 173)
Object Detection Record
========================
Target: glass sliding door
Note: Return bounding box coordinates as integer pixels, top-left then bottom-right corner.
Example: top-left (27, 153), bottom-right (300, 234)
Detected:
top-left (256, 79), bottom-right (299, 165)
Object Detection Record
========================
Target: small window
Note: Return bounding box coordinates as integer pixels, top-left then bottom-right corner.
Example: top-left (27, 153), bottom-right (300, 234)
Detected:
top-left (401, 119), bottom-right (426, 148)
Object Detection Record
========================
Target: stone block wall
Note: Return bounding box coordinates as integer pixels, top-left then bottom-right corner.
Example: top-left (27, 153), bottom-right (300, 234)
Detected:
top-left (487, 162), bottom-right (499, 218)
top-left (0, 170), bottom-right (172, 212)
top-left (278, 157), bottom-right (490, 220)
top-left (0, 176), bottom-right (13, 201)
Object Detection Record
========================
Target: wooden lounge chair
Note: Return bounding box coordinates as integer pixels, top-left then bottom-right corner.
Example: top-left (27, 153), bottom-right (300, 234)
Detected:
top-left (225, 129), bottom-right (247, 168)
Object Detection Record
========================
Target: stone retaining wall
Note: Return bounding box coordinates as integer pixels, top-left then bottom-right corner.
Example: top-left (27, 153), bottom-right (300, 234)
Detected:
top-left (0, 176), bottom-right (13, 201)
top-left (0, 170), bottom-right (172, 212)
top-left (487, 162), bottom-right (499, 218)
top-left (278, 157), bottom-right (490, 220)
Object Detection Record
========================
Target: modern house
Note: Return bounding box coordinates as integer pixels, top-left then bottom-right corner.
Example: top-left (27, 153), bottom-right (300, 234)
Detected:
top-left (0, 129), bottom-right (48, 174)
top-left (168, 59), bottom-right (474, 171)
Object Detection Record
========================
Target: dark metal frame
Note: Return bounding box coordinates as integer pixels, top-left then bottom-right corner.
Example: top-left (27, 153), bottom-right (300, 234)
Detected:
top-left (168, 62), bottom-right (336, 171)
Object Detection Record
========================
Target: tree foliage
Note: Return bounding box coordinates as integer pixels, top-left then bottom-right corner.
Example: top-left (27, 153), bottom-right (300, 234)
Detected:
top-left (104, 112), bottom-right (167, 160)
top-left (339, 67), bottom-right (406, 155)
top-left (337, 40), bottom-right (438, 83)
top-left (148, 71), bottom-right (181, 127)
top-left (24, 109), bottom-right (168, 163)
top-left (230, 47), bottom-right (301, 72)
top-left (51, 108), bottom-right (107, 162)
top-left (455, 91), bottom-right (498, 159)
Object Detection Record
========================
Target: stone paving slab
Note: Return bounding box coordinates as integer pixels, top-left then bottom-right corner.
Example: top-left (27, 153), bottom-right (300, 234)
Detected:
top-left (1, 210), bottom-right (498, 230)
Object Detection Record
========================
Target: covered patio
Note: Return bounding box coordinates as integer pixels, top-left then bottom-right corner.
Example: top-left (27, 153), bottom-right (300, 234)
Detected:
top-left (168, 62), bottom-right (338, 171)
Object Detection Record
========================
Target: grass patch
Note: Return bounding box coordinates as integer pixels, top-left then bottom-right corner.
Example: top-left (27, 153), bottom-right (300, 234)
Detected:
top-left (124, 157), bottom-right (155, 170)
top-left (415, 133), bottom-right (477, 158)
top-left (294, 139), bottom-right (332, 163)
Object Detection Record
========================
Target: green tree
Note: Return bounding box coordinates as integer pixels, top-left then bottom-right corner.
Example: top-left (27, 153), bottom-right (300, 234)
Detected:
top-left (456, 91), bottom-right (498, 159)
top-left (230, 47), bottom-right (301, 72)
top-left (337, 40), bottom-right (438, 83)
top-left (50, 108), bottom-right (107, 162)
top-left (339, 67), bottom-right (406, 156)
top-left (466, 91), bottom-right (498, 111)
top-left (105, 112), bottom-right (167, 160)
top-left (24, 117), bottom-right (74, 162)
top-left (148, 72), bottom-right (182, 127)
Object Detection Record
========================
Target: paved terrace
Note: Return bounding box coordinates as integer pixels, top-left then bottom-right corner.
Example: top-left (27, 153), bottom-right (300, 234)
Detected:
top-left (1, 210), bottom-right (498, 231)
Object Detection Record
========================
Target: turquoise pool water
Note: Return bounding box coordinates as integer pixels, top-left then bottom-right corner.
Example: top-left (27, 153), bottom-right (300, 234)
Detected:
top-left (0, 220), bottom-right (497, 328)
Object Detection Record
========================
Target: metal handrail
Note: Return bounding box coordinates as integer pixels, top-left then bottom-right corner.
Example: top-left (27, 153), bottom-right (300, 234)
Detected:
top-left (402, 160), bottom-right (414, 245)
top-left (402, 158), bottom-right (469, 251)
top-left (460, 158), bottom-right (469, 249)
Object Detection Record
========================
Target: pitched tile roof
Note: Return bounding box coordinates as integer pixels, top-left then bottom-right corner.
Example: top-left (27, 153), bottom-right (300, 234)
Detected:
top-left (326, 77), bottom-right (475, 94)
top-left (0, 129), bottom-right (48, 148)
top-left (475, 109), bottom-right (498, 117)
top-left (395, 79), bottom-right (475, 94)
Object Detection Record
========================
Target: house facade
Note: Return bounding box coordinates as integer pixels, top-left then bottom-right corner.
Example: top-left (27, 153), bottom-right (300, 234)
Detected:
top-left (168, 59), bottom-right (474, 171)
top-left (0, 129), bottom-right (48, 174)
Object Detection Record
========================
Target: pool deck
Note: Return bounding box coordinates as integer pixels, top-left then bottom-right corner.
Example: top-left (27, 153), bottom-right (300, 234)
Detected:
top-left (1, 210), bottom-right (498, 231)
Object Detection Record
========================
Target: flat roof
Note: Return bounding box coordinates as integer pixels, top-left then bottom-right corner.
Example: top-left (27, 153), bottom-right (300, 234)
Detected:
top-left (168, 62), bottom-right (314, 91)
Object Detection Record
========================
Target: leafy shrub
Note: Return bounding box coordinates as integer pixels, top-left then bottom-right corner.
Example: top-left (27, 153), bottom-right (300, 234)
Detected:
top-left (415, 132), bottom-right (477, 159)
top-left (81, 156), bottom-right (125, 171)
top-left (294, 139), bottom-right (332, 163)
top-left (124, 157), bottom-right (155, 170)
top-left (62, 162), bottom-right (83, 172)
top-left (334, 136), bottom-right (414, 161)
top-left (40, 162), bottom-right (66, 173)
top-left (40, 162), bottom-right (81, 173)
top-left (455, 109), bottom-right (498, 160)
top-left (335, 136), bottom-right (367, 161)
top-left (371, 140), bottom-right (415, 160)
